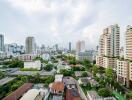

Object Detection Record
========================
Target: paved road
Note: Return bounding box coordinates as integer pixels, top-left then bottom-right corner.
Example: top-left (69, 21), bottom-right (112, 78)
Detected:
top-left (72, 77), bottom-right (88, 100)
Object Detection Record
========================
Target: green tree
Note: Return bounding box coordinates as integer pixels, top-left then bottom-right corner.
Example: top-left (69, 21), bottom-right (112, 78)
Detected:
top-left (82, 59), bottom-right (92, 69)
top-left (105, 68), bottom-right (114, 82)
top-left (44, 64), bottom-right (53, 71)
top-left (60, 69), bottom-right (73, 76)
top-left (99, 80), bottom-right (106, 88)
top-left (98, 88), bottom-right (112, 97)
top-left (92, 65), bottom-right (99, 76)
top-left (82, 72), bottom-right (88, 77)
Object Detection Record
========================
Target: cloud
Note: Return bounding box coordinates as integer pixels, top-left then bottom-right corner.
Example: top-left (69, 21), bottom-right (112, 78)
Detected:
top-left (1, 0), bottom-right (132, 49)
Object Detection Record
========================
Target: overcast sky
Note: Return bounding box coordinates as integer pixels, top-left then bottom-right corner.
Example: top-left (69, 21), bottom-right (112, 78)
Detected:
top-left (0, 0), bottom-right (132, 49)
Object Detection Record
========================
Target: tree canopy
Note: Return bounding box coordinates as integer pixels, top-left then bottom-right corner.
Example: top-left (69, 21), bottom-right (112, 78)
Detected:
top-left (98, 88), bottom-right (112, 97)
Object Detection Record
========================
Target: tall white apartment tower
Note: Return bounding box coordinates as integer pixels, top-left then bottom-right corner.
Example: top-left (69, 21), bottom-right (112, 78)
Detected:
top-left (125, 25), bottom-right (132, 60)
top-left (0, 34), bottom-right (4, 52)
top-left (25, 37), bottom-right (36, 54)
top-left (99, 24), bottom-right (120, 57)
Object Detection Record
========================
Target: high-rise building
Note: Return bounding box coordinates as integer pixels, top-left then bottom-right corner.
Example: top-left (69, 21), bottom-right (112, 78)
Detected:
top-left (99, 24), bottom-right (120, 57)
top-left (25, 37), bottom-right (36, 54)
top-left (125, 25), bottom-right (132, 60)
top-left (116, 26), bottom-right (132, 88)
top-left (0, 34), bottom-right (4, 52)
top-left (55, 44), bottom-right (58, 51)
top-left (96, 24), bottom-right (120, 69)
top-left (76, 40), bottom-right (85, 53)
top-left (69, 42), bottom-right (71, 52)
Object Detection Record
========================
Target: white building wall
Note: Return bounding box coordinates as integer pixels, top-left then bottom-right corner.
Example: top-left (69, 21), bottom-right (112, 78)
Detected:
top-left (24, 60), bottom-right (41, 70)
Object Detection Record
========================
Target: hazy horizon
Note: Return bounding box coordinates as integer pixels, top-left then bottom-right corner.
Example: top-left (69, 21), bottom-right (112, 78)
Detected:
top-left (0, 0), bottom-right (132, 49)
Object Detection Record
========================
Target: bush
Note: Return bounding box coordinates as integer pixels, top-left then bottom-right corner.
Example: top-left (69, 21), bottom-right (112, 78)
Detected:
top-left (44, 64), bottom-right (54, 71)
top-left (98, 88), bottom-right (112, 97)
top-left (82, 72), bottom-right (88, 77)
top-left (60, 69), bottom-right (73, 76)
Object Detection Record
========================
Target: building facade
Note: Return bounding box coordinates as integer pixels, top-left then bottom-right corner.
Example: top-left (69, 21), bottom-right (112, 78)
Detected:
top-left (69, 42), bottom-right (71, 52)
top-left (0, 34), bottom-right (4, 52)
top-left (125, 25), bottom-right (132, 60)
top-left (76, 40), bottom-right (85, 53)
top-left (96, 24), bottom-right (120, 69)
top-left (25, 37), bottom-right (36, 54)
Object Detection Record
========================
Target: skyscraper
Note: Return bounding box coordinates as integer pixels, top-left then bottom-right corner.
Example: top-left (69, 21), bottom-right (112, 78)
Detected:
top-left (96, 24), bottom-right (120, 69)
top-left (25, 37), bottom-right (36, 54)
top-left (69, 42), bottom-right (71, 52)
top-left (99, 24), bottom-right (120, 57)
top-left (125, 25), bottom-right (132, 60)
top-left (76, 40), bottom-right (85, 53)
top-left (0, 34), bottom-right (4, 52)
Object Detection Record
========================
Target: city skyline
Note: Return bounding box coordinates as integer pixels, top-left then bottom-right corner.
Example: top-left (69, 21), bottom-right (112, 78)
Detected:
top-left (0, 0), bottom-right (132, 48)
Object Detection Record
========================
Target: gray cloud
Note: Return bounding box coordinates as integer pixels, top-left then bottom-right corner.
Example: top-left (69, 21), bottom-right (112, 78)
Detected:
top-left (0, 0), bottom-right (132, 49)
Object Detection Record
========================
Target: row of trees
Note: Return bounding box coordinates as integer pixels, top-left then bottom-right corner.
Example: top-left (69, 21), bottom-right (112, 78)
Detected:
top-left (33, 56), bottom-right (48, 64)
top-left (1, 59), bottom-right (24, 68)
top-left (0, 74), bottom-right (55, 99)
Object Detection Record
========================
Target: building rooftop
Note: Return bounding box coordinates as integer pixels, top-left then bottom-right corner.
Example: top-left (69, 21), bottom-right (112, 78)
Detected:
top-left (55, 74), bottom-right (63, 82)
top-left (79, 77), bottom-right (89, 84)
top-left (87, 91), bottom-right (102, 99)
top-left (52, 95), bottom-right (63, 100)
top-left (66, 89), bottom-right (81, 100)
top-left (20, 89), bottom-right (40, 100)
top-left (63, 77), bottom-right (76, 85)
top-left (51, 82), bottom-right (64, 91)
top-left (3, 83), bottom-right (33, 100)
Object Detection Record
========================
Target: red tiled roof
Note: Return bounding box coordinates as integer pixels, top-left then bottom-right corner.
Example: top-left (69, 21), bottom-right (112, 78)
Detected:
top-left (51, 82), bottom-right (64, 91)
top-left (66, 89), bottom-right (81, 100)
top-left (3, 83), bottom-right (33, 100)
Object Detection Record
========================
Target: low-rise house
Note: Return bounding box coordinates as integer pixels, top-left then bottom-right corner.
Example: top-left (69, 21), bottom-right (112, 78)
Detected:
top-left (24, 60), bottom-right (41, 70)
top-left (70, 64), bottom-right (83, 68)
top-left (50, 82), bottom-right (64, 95)
top-left (20, 89), bottom-right (40, 100)
top-left (55, 74), bottom-right (63, 82)
top-left (63, 77), bottom-right (76, 89)
top-left (66, 89), bottom-right (81, 100)
top-left (3, 83), bottom-right (33, 100)
top-left (78, 77), bottom-right (89, 86)
top-left (75, 71), bottom-right (82, 77)
top-left (89, 79), bottom-right (99, 87)
top-left (18, 54), bottom-right (37, 61)
top-left (87, 91), bottom-right (116, 100)
top-left (75, 71), bottom-right (88, 77)
top-left (87, 91), bottom-right (102, 100)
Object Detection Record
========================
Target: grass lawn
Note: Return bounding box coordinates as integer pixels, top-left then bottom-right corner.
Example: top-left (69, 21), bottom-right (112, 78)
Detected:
top-left (113, 91), bottom-right (125, 100)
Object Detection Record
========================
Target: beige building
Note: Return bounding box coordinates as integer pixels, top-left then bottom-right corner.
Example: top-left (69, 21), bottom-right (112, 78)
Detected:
top-left (116, 59), bottom-right (132, 88)
top-left (98, 24), bottom-right (120, 57)
top-left (116, 26), bottom-right (132, 88)
top-left (116, 60), bottom-right (129, 86)
top-left (103, 57), bottom-right (116, 70)
top-left (96, 24), bottom-right (120, 69)
top-left (125, 25), bottom-right (132, 60)
top-left (76, 40), bottom-right (85, 53)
